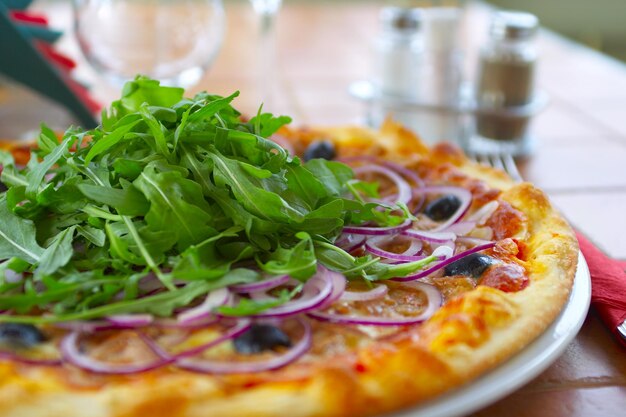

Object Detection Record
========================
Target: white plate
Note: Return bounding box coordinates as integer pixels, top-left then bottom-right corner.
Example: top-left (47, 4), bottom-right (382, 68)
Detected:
top-left (390, 252), bottom-right (591, 417)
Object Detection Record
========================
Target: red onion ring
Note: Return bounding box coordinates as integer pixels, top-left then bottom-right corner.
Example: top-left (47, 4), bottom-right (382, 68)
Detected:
top-left (339, 156), bottom-right (426, 212)
top-left (4, 270), bottom-right (23, 283)
top-left (170, 318), bottom-right (252, 359)
top-left (365, 235), bottom-right (424, 262)
top-left (335, 233), bottom-right (366, 253)
top-left (0, 351), bottom-right (61, 366)
top-left (153, 316), bottom-right (219, 329)
top-left (60, 331), bottom-right (171, 374)
top-left (230, 275), bottom-right (290, 293)
top-left (177, 288), bottom-right (231, 324)
top-left (340, 284), bottom-right (388, 302)
top-left (54, 320), bottom-right (132, 332)
top-left (176, 317), bottom-right (312, 374)
top-left (402, 229), bottom-right (456, 243)
top-left (455, 236), bottom-right (493, 247)
top-left (343, 218), bottom-right (412, 236)
top-left (392, 242), bottom-right (496, 282)
top-left (316, 268), bottom-right (347, 309)
top-left (309, 282), bottom-right (441, 326)
top-left (353, 165), bottom-right (412, 207)
top-left (106, 314), bottom-right (154, 327)
top-left (442, 221), bottom-right (476, 236)
top-left (244, 270), bottom-right (333, 318)
top-left (415, 186), bottom-right (472, 232)
top-left (431, 244), bottom-right (454, 259)
top-left (466, 200), bottom-right (499, 225)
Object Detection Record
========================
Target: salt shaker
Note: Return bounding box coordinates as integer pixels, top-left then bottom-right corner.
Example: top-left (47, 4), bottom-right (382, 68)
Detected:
top-left (368, 7), bottom-right (464, 145)
top-left (473, 11), bottom-right (539, 155)
top-left (371, 7), bottom-right (423, 99)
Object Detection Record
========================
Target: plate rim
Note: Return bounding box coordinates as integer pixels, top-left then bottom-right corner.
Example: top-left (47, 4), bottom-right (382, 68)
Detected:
top-left (388, 251), bottom-right (591, 417)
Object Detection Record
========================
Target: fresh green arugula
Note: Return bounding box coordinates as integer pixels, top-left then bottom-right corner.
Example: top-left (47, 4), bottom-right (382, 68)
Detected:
top-left (0, 76), bottom-right (435, 322)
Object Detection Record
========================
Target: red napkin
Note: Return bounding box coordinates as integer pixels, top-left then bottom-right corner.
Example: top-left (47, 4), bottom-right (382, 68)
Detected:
top-left (576, 231), bottom-right (626, 348)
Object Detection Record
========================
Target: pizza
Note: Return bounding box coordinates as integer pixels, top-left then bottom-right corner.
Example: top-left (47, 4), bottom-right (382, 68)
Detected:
top-left (0, 78), bottom-right (578, 417)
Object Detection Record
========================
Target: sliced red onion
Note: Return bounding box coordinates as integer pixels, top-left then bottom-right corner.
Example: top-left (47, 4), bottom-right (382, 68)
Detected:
top-left (153, 316), bottom-right (219, 329)
top-left (455, 236), bottom-right (493, 247)
top-left (54, 320), bottom-right (126, 332)
top-left (340, 284), bottom-right (388, 302)
top-left (392, 242), bottom-right (496, 282)
top-left (340, 156), bottom-right (423, 186)
top-left (402, 229), bottom-right (456, 243)
top-left (177, 288), bottom-right (231, 324)
top-left (172, 318), bottom-right (252, 359)
top-left (245, 270), bottom-right (334, 318)
top-left (415, 186), bottom-right (472, 232)
top-left (309, 282), bottom-right (441, 326)
top-left (106, 314), bottom-right (154, 327)
top-left (230, 275), bottom-right (290, 293)
top-left (432, 245), bottom-right (454, 259)
top-left (0, 351), bottom-right (61, 366)
top-left (340, 156), bottom-right (426, 213)
top-left (365, 235), bottom-right (424, 262)
top-left (4, 270), bottom-right (23, 284)
top-left (443, 221), bottom-right (476, 236)
top-left (335, 233), bottom-right (366, 253)
top-left (343, 218), bottom-right (412, 236)
top-left (60, 331), bottom-right (171, 374)
top-left (381, 161), bottom-right (424, 188)
top-left (466, 200), bottom-right (499, 225)
top-left (137, 272), bottom-right (168, 294)
top-left (247, 278), bottom-right (301, 302)
top-left (317, 269), bottom-right (347, 309)
top-left (353, 164), bottom-right (412, 206)
top-left (176, 317), bottom-right (312, 374)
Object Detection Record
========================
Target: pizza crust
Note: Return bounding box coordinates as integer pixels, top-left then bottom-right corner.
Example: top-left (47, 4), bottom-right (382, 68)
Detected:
top-left (0, 123), bottom-right (578, 417)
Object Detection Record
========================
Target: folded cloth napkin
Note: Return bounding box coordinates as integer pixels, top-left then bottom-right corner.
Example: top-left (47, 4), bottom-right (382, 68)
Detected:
top-left (576, 231), bottom-right (626, 348)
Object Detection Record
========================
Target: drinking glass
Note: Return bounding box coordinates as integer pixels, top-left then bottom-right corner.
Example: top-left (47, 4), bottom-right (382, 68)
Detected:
top-left (73, 0), bottom-right (225, 88)
top-left (249, 0), bottom-right (282, 108)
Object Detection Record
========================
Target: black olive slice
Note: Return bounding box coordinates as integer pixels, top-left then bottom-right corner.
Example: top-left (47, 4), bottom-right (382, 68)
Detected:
top-left (233, 324), bottom-right (292, 355)
top-left (0, 323), bottom-right (46, 349)
top-left (424, 195), bottom-right (462, 221)
top-left (443, 253), bottom-right (497, 279)
top-left (303, 140), bottom-right (336, 161)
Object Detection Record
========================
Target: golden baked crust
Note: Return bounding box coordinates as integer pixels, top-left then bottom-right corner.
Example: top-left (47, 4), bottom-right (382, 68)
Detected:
top-left (0, 121), bottom-right (578, 417)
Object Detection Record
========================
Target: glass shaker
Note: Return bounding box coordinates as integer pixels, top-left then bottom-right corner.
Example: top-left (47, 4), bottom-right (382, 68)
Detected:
top-left (371, 7), bottom-right (423, 99)
top-left (472, 11), bottom-right (539, 156)
top-left (367, 7), bottom-right (464, 146)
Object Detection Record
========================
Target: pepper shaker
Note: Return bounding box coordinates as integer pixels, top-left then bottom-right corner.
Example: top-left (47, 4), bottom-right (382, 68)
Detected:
top-left (471, 11), bottom-right (539, 155)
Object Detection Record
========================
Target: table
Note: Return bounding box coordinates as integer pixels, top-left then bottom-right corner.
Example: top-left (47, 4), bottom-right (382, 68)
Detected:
top-left (2, 1), bottom-right (626, 416)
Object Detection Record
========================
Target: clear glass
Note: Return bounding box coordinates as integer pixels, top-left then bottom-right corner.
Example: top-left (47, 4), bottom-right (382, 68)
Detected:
top-left (249, 0), bottom-right (282, 109)
top-left (73, 0), bottom-right (225, 88)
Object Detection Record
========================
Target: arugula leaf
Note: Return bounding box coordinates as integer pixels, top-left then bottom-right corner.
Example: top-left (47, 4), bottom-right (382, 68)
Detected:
top-left (77, 181), bottom-right (149, 216)
top-left (257, 232), bottom-right (317, 279)
top-left (0, 195), bottom-right (45, 263)
top-left (36, 226), bottom-right (76, 276)
top-left (25, 135), bottom-right (75, 199)
top-left (247, 112), bottom-right (292, 137)
top-left (133, 165), bottom-right (216, 249)
top-left (0, 77), bottom-right (415, 322)
top-left (208, 149), bottom-right (304, 222)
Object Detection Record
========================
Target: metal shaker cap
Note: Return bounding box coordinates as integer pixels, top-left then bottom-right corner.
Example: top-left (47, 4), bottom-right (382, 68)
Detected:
top-left (490, 11), bottom-right (538, 40)
top-left (380, 7), bottom-right (421, 34)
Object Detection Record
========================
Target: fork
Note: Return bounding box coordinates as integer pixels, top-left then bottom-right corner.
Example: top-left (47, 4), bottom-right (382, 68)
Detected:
top-left (468, 152), bottom-right (523, 183)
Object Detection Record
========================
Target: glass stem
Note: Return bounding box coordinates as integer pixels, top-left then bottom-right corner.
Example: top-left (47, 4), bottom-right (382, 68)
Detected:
top-left (258, 10), bottom-right (278, 110)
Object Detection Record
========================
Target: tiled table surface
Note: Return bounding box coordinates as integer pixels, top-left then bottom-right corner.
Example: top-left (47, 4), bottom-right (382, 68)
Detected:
top-left (3, 1), bottom-right (626, 416)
